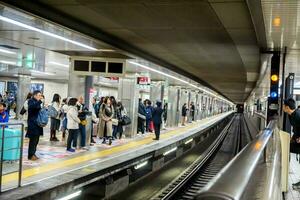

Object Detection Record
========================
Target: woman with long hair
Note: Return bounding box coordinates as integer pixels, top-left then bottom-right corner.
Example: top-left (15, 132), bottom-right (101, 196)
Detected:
top-left (50, 93), bottom-right (61, 141)
top-left (98, 96), bottom-right (114, 145)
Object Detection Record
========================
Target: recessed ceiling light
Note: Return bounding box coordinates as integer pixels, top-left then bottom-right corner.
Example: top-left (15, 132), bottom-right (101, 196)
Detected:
top-left (48, 61), bottom-right (69, 68)
top-left (0, 15), bottom-right (97, 51)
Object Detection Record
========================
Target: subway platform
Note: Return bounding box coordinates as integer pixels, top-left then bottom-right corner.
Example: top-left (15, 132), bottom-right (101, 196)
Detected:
top-left (0, 112), bottom-right (232, 200)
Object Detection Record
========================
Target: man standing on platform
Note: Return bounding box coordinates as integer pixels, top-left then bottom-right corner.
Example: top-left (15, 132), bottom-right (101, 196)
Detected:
top-left (283, 98), bottom-right (300, 189)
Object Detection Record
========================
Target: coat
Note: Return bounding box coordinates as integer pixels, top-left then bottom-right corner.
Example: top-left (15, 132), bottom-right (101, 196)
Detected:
top-left (67, 106), bottom-right (81, 129)
top-left (98, 104), bottom-right (114, 137)
top-left (27, 98), bottom-right (43, 137)
top-left (152, 107), bottom-right (164, 125)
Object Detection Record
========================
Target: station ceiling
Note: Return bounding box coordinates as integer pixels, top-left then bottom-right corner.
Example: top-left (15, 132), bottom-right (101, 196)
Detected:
top-left (1, 0), bottom-right (263, 103)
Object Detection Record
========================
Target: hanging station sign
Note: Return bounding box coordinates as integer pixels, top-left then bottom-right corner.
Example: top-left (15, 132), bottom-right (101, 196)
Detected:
top-left (137, 77), bottom-right (151, 85)
top-left (71, 56), bottom-right (126, 77)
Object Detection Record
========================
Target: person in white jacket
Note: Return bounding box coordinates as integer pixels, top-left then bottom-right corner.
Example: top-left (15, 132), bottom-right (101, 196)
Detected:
top-left (50, 94), bottom-right (61, 141)
top-left (66, 98), bottom-right (81, 152)
top-left (20, 92), bottom-right (32, 131)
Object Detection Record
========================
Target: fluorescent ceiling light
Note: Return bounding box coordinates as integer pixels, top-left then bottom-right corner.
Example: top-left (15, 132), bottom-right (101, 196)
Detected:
top-left (30, 69), bottom-right (55, 76)
top-left (0, 60), bottom-right (16, 65)
top-left (129, 61), bottom-right (233, 105)
top-left (134, 160), bottom-right (148, 169)
top-left (98, 49), bottom-right (115, 52)
top-left (56, 190), bottom-right (82, 200)
top-left (0, 48), bottom-right (16, 54)
top-left (0, 15), bottom-right (97, 51)
top-left (49, 61), bottom-right (69, 68)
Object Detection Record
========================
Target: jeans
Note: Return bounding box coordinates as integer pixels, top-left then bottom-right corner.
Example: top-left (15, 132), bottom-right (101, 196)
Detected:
top-left (28, 135), bottom-right (40, 159)
top-left (79, 124), bottom-right (86, 147)
top-left (154, 123), bottom-right (161, 140)
top-left (138, 118), bottom-right (145, 134)
top-left (67, 129), bottom-right (79, 150)
top-left (146, 119), bottom-right (151, 132)
top-left (112, 125), bottom-right (118, 138)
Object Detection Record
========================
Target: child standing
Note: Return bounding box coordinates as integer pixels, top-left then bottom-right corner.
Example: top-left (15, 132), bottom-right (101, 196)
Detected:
top-left (66, 98), bottom-right (81, 152)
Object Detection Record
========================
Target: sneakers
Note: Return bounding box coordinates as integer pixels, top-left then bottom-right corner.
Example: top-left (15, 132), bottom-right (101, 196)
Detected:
top-left (67, 148), bottom-right (75, 153)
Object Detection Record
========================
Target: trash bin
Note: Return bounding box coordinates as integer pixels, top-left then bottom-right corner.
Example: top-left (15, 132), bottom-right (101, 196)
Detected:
top-left (0, 128), bottom-right (22, 161)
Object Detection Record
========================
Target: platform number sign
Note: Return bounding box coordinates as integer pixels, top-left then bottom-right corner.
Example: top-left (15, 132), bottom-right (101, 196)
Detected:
top-left (267, 53), bottom-right (280, 122)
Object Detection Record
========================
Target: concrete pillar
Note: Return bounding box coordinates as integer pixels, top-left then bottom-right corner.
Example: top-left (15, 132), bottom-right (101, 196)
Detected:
top-left (118, 78), bottom-right (138, 138)
top-left (84, 76), bottom-right (93, 109)
top-left (68, 70), bottom-right (85, 98)
top-left (17, 75), bottom-right (31, 119)
top-left (167, 86), bottom-right (179, 127)
top-left (150, 81), bottom-right (163, 103)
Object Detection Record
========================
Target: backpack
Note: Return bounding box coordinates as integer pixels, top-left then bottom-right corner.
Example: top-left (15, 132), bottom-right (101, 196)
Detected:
top-left (48, 104), bottom-right (58, 118)
top-left (145, 107), bottom-right (152, 120)
top-left (36, 107), bottom-right (49, 127)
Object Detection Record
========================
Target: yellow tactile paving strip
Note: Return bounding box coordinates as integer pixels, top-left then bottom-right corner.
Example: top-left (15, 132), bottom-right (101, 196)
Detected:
top-left (1, 113), bottom-right (228, 185)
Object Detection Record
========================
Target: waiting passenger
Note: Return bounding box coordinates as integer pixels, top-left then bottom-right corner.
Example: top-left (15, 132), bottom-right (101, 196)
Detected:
top-left (60, 98), bottom-right (69, 141)
top-left (90, 97), bottom-right (98, 145)
top-left (98, 96), bottom-right (114, 145)
top-left (110, 96), bottom-right (118, 139)
top-left (77, 96), bottom-right (89, 149)
top-left (66, 98), bottom-right (81, 153)
top-left (181, 103), bottom-right (188, 126)
top-left (283, 98), bottom-right (300, 189)
top-left (152, 101), bottom-right (164, 140)
top-left (137, 98), bottom-right (146, 134)
top-left (20, 92), bottom-right (33, 131)
top-left (190, 102), bottom-right (195, 122)
top-left (50, 94), bottom-right (61, 142)
top-left (116, 101), bottom-right (127, 139)
top-left (0, 102), bottom-right (9, 124)
top-left (27, 90), bottom-right (43, 161)
top-left (145, 100), bottom-right (153, 133)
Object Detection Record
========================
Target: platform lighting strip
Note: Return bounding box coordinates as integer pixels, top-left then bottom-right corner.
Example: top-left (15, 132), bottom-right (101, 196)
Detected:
top-left (128, 61), bottom-right (232, 105)
top-left (184, 138), bottom-right (193, 145)
top-left (56, 190), bottom-right (82, 200)
top-left (0, 15), bottom-right (97, 51)
top-left (163, 147), bottom-right (178, 156)
top-left (49, 61), bottom-right (69, 68)
top-left (134, 160), bottom-right (148, 169)
top-left (0, 48), bottom-right (16, 54)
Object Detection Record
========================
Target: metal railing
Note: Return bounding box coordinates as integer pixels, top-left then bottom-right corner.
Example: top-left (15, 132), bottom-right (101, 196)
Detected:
top-left (196, 120), bottom-right (280, 200)
top-left (0, 122), bottom-right (24, 192)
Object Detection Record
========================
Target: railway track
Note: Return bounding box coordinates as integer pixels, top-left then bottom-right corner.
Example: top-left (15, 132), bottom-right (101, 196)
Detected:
top-left (153, 113), bottom-right (252, 200)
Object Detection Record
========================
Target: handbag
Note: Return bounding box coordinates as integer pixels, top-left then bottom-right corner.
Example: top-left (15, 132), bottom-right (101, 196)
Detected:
top-left (112, 118), bottom-right (119, 126)
top-left (20, 106), bottom-right (26, 115)
top-left (121, 115), bottom-right (131, 126)
top-left (81, 119), bottom-right (87, 126)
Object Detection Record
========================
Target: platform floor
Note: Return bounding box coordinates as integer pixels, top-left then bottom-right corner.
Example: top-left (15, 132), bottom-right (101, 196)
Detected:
top-left (287, 154), bottom-right (300, 200)
top-left (1, 113), bottom-right (229, 192)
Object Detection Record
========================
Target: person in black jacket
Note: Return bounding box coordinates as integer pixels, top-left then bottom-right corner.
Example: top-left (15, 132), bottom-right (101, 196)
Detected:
top-left (27, 90), bottom-right (43, 161)
top-left (283, 98), bottom-right (300, 189)
top-left (137, 98), bottom-right (146, 134)
top-left (152, 101), bottom-right (164, 140)
top-left (76, 96), bottom-right (89, 149)
top-left (181, 103), bottom-right (188, 126)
